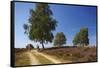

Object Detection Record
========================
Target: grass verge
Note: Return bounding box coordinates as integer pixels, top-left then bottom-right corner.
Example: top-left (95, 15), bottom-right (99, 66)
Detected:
top-left (15, 52), bottom-right (30, 66)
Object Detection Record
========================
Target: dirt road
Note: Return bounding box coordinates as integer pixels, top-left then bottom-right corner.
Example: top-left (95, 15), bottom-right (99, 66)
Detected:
top-left (31, 50), bottom-right (62, 64)
top-left (26, 50), bottom-right (63, 65)
top-left (27, 52), bottom-right (40, 65)
top-left (26, 49), bottom-right (72, 65)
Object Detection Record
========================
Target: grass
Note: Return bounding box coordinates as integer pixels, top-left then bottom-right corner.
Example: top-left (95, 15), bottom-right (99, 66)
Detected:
top-left (41, 46), bottom-right (97, 63)
top-left (15, 51), bottom-right (30, 66)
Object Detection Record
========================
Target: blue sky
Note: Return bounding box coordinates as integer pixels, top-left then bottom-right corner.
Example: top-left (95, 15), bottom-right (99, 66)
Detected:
top-left (14, 2), bottom-right (97, 48)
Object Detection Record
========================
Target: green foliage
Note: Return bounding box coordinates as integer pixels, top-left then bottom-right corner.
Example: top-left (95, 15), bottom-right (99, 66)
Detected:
top-left (73, 28), bottom-right (89, 46)
top-left (54, 32), bottom-right (66, 46)
top-left (73, 33), bottom-right (80, 45)
top-left (23, 3), bottom-right (57, 48)
top-left (23, 24), bottom-right (28, 34)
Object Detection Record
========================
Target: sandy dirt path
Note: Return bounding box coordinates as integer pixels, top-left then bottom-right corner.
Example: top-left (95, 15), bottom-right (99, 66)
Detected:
top-left (26, 50), bottom-right (71, 65)
top-left (26, 52), bottom-right (40, 65)
top-left (31, 50), bottom-right (62, 64)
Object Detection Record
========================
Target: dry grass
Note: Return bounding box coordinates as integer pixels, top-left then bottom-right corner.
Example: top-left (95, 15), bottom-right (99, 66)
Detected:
top-left (15, 48), bottom-right (30, 66)
top-left (41, 46), bottom-right (97, 63)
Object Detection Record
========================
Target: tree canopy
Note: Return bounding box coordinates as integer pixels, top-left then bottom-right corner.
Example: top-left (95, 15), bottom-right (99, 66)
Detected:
top-left (54, 32), bottom-right (66, 47)
top-left (23, 3), bottom-right (57, 49)
top-left (73, 28), bottom-right (89, 46)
